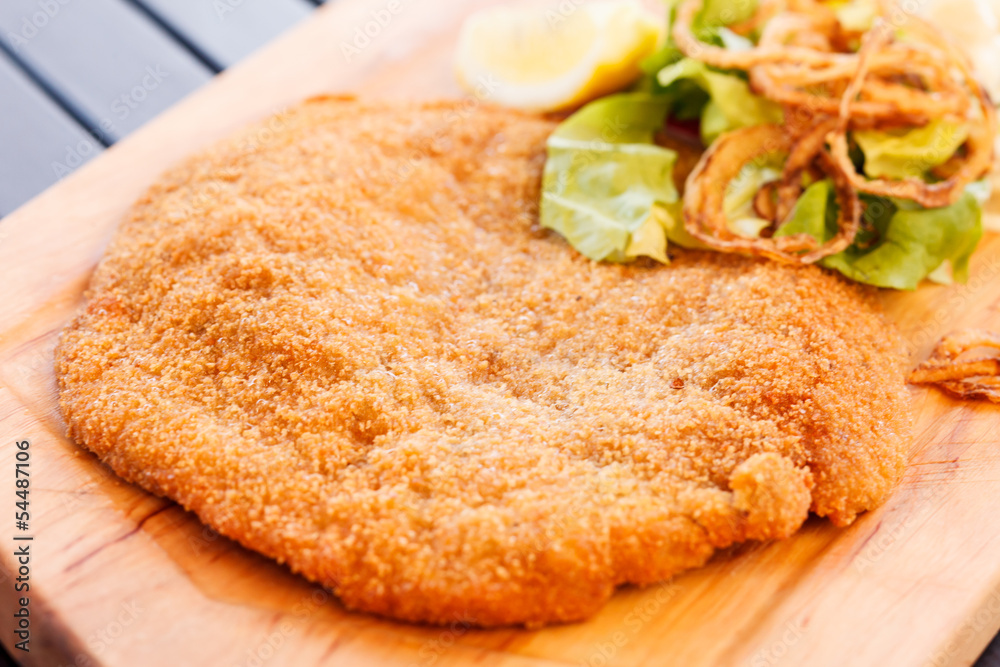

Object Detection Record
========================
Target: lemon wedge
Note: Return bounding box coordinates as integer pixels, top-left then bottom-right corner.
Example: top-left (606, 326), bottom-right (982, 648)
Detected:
top-left (455, 1), bottom-right (662, 113)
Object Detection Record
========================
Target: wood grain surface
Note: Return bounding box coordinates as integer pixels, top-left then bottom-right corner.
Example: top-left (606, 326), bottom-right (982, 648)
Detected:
top-left (2, 1), bottom-right (1000, 665)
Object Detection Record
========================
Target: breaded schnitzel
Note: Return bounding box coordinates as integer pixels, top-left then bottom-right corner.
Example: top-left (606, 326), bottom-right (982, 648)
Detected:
top-left (56, 97), bottom-right (911, 627)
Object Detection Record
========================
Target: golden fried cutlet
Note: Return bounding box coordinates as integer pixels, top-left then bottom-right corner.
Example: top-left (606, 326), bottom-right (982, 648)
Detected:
top-left (56, 97), bottom-right (911, 627)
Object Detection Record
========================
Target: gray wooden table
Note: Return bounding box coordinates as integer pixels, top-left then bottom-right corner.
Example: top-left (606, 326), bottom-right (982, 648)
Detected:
top-left (0, 2), bottom-right (998, 665)
top-left (0, 0), bottom-right (324, 215)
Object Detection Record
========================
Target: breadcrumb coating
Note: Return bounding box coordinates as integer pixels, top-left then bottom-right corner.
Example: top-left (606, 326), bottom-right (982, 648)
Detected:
top-left (56, 97), bottom-right (911, 627)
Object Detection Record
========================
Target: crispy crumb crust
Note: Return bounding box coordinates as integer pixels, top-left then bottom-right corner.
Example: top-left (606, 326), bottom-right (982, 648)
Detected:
top-left (56, 97), bottom-right (911, 627)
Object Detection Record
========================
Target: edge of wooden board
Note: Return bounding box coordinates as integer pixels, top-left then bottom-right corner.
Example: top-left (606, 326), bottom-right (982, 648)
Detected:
top-left (2, 1), bottom-right (1000, 665)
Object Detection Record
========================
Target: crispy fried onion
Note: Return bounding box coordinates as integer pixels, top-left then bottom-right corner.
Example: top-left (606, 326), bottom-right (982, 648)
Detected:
top-left (672, 0), bottom-right (844, 70)
top-left (748, 11), bottom-right (971, 127)
top-left (827, 14), bottom-right (997, 208)
top-left (909, 331), bottom-right (1000, 403)
top-left (683, 123), bottom-right (859, 263)
top-left (676, 0), bottom-right (997, 260)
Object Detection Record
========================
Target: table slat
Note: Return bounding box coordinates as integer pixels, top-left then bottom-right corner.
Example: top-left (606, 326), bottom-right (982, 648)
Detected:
top-left (0, 0), bottom-right (213, 143)
top-left (131, 0), bottom-right (313, 70)
top-left (0, 50), bottom-right (101, 217)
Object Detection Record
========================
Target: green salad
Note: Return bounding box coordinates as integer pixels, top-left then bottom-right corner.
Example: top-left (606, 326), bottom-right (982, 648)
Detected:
top-left (539, 0), bottom-right (994, 290)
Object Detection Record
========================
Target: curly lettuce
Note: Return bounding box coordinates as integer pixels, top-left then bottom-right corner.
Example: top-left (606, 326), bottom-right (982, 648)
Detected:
top-left (538, 0), bottom-right (987, 290)
top-left (775, 180), bottom-right (983, 289)
top-left (656, 59), bottom-right (782, 144)
top-left (639, 0), bottom-right (777, 143)
top-left (540, 93), bottom-right (687, 263)
top-left (854, 119), bottom-right (969, 179)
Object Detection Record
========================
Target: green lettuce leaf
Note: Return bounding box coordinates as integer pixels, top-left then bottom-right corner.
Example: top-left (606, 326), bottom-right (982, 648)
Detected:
top-left (540, 93), bottom-right (684, 263)
top-left (724, 160), bottom-right (782, 237)
top-left (782, 178), bottom-right (835, 234)
top-left (657, 59), bottom-right (781, 144)
top-left (854, 119), bottom-right (969, 179)
top-left (678, 0), bottom-right (758, 41)
top-left (639, 0), bottom-right (770, 136)
top-left (544, 0), bottom-right (982, 288)
top-left (775, 180), bottom-right (983, 289)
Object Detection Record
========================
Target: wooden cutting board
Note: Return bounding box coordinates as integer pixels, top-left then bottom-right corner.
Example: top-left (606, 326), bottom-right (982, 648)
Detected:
top-left (3, 1), bottom-right (1000, 665)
